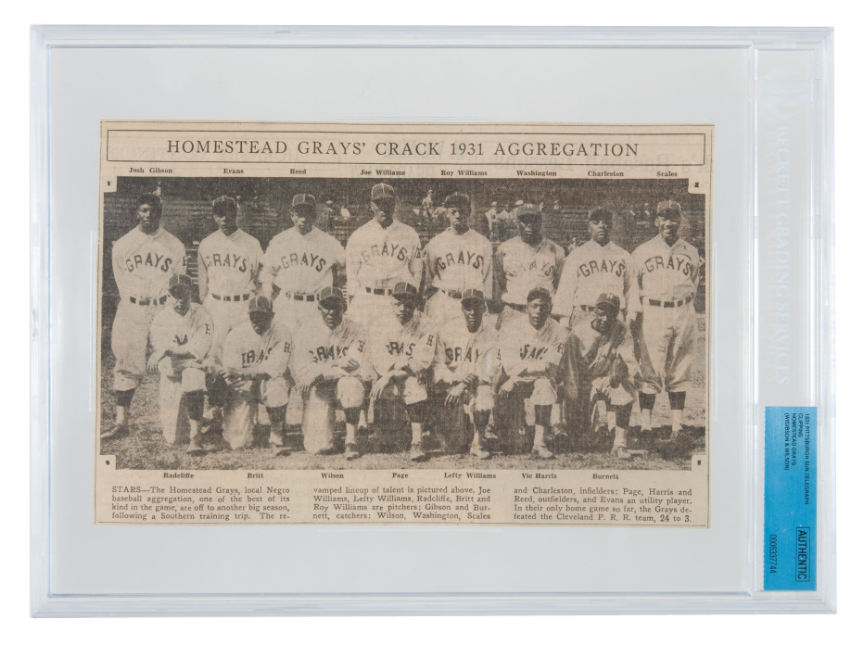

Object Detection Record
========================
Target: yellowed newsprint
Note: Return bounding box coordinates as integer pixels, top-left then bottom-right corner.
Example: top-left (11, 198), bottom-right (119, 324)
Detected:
top-left (96, 122), bottom-right (711, 526)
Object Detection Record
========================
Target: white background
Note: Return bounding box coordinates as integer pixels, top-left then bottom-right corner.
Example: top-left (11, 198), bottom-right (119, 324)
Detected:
top-left (4, 0), bottom-right (862, 642)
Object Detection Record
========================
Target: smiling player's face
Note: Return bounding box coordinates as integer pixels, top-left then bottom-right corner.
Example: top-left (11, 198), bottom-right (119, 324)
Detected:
top-left (527, 297), bottom-right (550, 329)
top-left (656, 212), bottom-right (681, 244)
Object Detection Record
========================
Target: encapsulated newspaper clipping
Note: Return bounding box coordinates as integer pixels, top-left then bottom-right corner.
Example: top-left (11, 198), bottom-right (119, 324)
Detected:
top-left (96, 122), bottom-right (711, 526)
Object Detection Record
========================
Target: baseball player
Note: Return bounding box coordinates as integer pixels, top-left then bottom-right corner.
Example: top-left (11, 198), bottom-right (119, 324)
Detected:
top-left (345, 183), bottom-right (423, 330)
top-left (498, 287), bottom-right (568, 459)
top-left (368, 282), bottom-right (437, 462)
top-left (422, 192), bottom-right (494, 326)
top-left (567, 293), bottom-right (638, 456)
top-left (552, 206), bottom-right (632, 330)
top-left (432, 289), bottom-right (499, 459)
top-left (214, 295), bottom-right (292, 452)
top-left (292, 287), bottom-right (367, 459)
top-left (102, 193), bottom-right (186, 440)
top-left (147, 274), bottom-right (214, 453)
top-left (629, 200), bottom-right (703, 443)
top-left (197, 195), bottom-right (264, 359)
top-left (262, 193), bottom-right (345, 331)
top-left (494, 204), bottom-right (566, 330)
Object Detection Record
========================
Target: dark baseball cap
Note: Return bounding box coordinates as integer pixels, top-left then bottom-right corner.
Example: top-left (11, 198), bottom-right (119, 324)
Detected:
top-left (318, 286), bottom-right (345, 306)
top-left (136, 193), bottom-right (162, 211)
top-left (443, 192), bottom-right (470, 211)
top-left (248, 295), bottom-right (273, 314)
top-left (371, 183), bottom-right (396, 202)
top-left (588, 206), bottom-right (613, 222)
top-left (460, 289), bottom-right (485, 305)
top-left (526, 286), bottom-right (552, 304)
top-left (290, 193), bottom-right (316, 211)
top-left (515, 204), bottom-right (542, 220)
top-left (656, 200), bottom-right (682, 218)
top-left (595, 292), bottom-right (621, 312)
top-left (168, 273), bottom-right (193, 293)
top-left (212, 195), bottom-right (238, 216)
top-left (392, 282), bottom-right (418, 301)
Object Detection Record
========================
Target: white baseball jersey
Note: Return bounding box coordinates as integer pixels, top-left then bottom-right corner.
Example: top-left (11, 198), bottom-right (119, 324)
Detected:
top-left (423, 228), bottom-right (494, 298)
top-left (263, 226), bottom-right (345, 296)
top-left (293, 316), bottom-right (367, 384)
top-left (571, 317), bottom-right (636, 381)
top-left (197, 228), bottom-right (263, 299)
top-left (499, 316), bottom-right (567, 379)
top-left (552, 240), bottom-right (632, 318)
top-left (345, 219), bottom-right (422, 297)
top-left (433, 317), bottom-right (499, 385)
top-left (495, 236), bottom-right (566, 306)
top-left (149, 304), bottom-right (214, 366)
top-left (369, 311), bottom-right (437, 378)
top-left (628, 235), bottom-right (701, 312)
top-left (221, 320), bottom-right (292, 381)
top-left (112, 226), bottom-right (186, 300)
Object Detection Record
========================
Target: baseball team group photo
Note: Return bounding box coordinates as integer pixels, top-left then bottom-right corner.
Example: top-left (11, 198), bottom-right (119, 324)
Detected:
top-left (97, 176), bottom-right (708, 471)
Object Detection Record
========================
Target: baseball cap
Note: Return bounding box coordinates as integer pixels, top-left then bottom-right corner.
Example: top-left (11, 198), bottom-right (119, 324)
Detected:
top-left (248, 295), bottom-right (273, 314)
top-left (290, 193), bottom-right (316, 210)
top-left (595, 292), bottom-right (621, 312)
top-left (168, 273), bottom-right (193, 293)
top-left (460, 289), bottom-right (485, 305)
top-left (212, 195), bottom-right (238, 216)
top-left (656, 200), bottom-right (682, 218)
top-left (136, 193), bottom-right (162, 211)
top-left (588, 206), bottom-right (613, 222)
top-left (526, 286), bottom-right (552, 304)
top-left (443, 192), bottom-right (470, 211)
top-left (371, 183), bottom-right (396, 202)
top-left (392, 282), bottom-right (418, 301)
top-left (318, 286), bottom-right (345, 307)
top-left (515, 204), bottom-right (542, 220)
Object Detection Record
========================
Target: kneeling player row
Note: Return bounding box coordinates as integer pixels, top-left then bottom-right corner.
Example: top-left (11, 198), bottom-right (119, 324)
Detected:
top-left (120, 273), bottom-right (668, 461)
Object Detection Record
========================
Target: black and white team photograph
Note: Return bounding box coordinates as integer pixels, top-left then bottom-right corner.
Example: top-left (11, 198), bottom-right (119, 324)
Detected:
top-left (98, 176), bottom-right (707, 471)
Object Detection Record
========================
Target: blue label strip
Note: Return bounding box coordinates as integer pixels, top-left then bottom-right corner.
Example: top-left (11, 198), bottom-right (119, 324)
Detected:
top-left (764, 407), bottom-right (817, 591)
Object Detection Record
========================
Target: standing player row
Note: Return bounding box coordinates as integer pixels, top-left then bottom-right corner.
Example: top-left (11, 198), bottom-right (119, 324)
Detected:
top-left (103, 184), bottom-right (703, 456)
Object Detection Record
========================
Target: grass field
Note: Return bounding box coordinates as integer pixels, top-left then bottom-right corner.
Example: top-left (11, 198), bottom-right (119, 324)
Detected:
top-left (99, 316), bottom-right (707, 471)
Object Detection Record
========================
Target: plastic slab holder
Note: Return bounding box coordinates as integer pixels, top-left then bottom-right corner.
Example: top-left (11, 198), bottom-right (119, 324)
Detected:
top-left (30, 26), bottom-right (835, 615)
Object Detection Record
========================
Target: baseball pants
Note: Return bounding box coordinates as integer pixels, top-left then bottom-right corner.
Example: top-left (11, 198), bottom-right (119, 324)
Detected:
top-left (302, 376), bottom-right (365, 454)
top-left (111, 299), bottom-right (164, 391)
top-left (203, 295), bottom-right (249, 361)
top-left (273, 294), bottom-right (320, 332)
top-left (424, 290), bottom-right (464, 327)
top-left (635, 303), bottom-right (696, 394)
top-left (157, 364), bottom-right (206, 445)
top-left (223, 376), bottom-right (290, 449)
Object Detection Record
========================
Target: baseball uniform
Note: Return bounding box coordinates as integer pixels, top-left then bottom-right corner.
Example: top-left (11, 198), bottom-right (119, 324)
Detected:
top-left (219, 319), bottom-right (292, 449)
top-left (368, 309), bottom-right (437, 406)
top-left (149, 303), bottom-right (214, 444)
top-left (262, 226), bottom-right (345, 331)
top-left (293, 314), bottom-right (367, 453)
top-left (197, 227), bottom-right (263, 358)
top-left (433, 315), bottom-right (499, 437)
top-left (629, 233), bottom-right (702, 395)
top-left (495, 235), bottom-right (566, 329)
top-left (499, 315), bottom-right (568, 407)
top-left (570, 316), bottom-right (637, 407)
top-left (345, 218), bottom-right (422, 329)
top-left (110, 226), bottom-right (186, 391)
top-left (422, 227), bottom-right (494, 326)
top-left (552, 239), bottom-right (632, 329)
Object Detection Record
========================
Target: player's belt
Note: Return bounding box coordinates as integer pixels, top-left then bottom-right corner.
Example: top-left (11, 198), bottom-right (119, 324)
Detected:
top-left (212, 293), bottom-right (251, 302)
top-left (129, 296), bottom-right (167, 306)
top-left (579, 304), bottom-right (595, 312)
top-left (365, 287), bottom-right (393, 296)
top-left (644, 294), bottom-right (693, 308)
top-left (282, 290), bottom-right (317, 302)
top-left (443, 289), bottom-right (463, 299)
